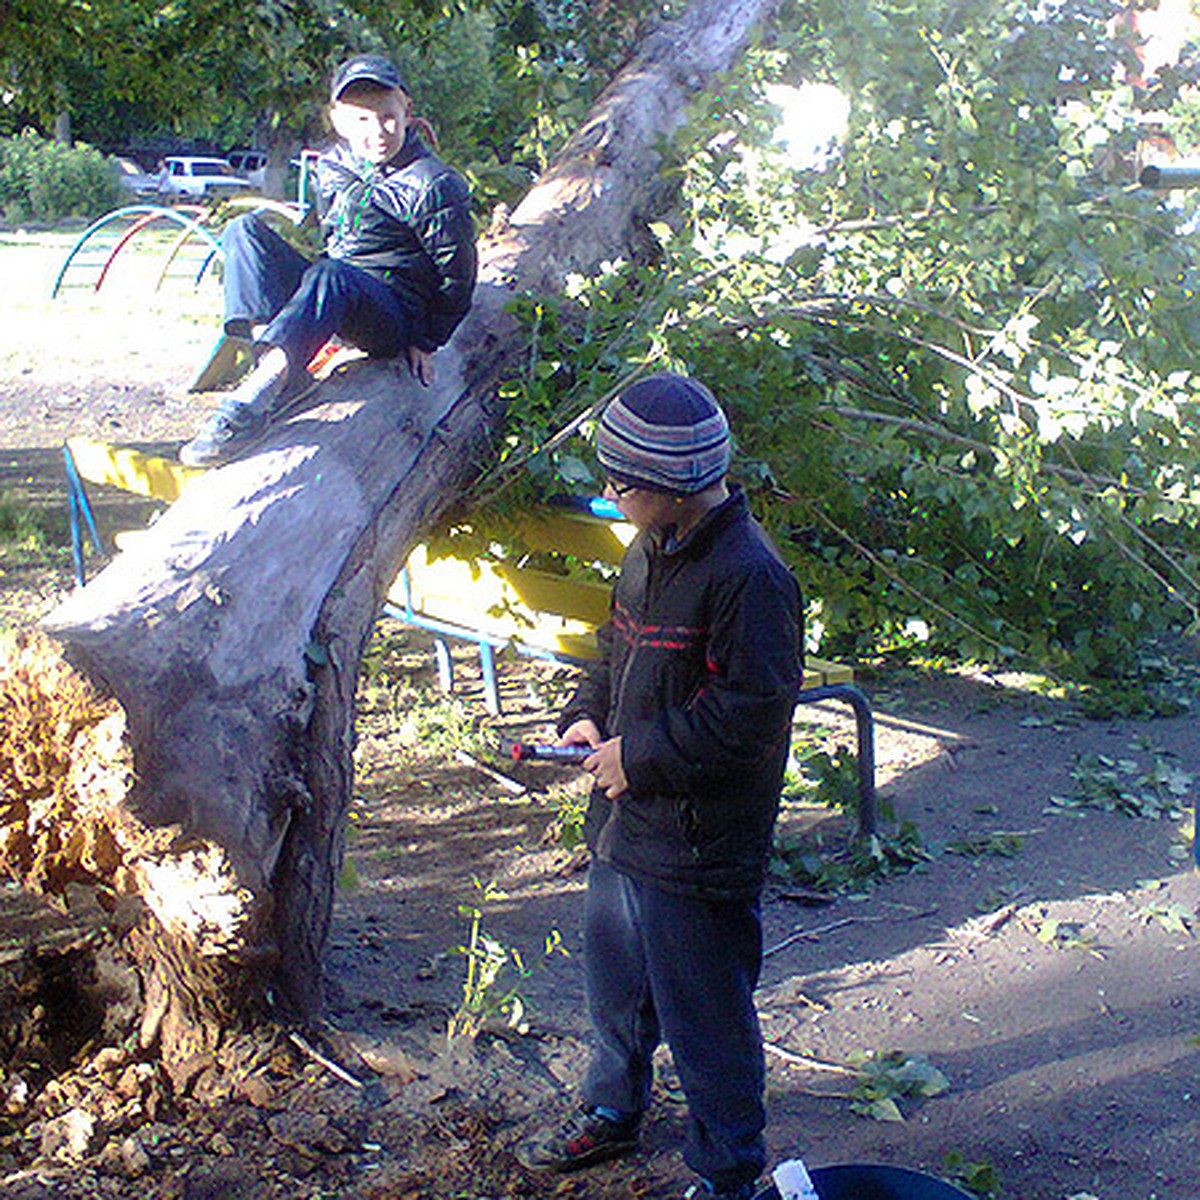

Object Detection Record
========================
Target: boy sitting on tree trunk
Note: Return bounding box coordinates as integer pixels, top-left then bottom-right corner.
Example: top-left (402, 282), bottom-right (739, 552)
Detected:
top-left (179, 53), bottom-right (477, 467)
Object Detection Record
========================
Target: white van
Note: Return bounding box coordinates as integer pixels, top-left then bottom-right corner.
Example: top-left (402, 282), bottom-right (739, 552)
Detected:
top-left (225, 149), bottom-right (269, 190)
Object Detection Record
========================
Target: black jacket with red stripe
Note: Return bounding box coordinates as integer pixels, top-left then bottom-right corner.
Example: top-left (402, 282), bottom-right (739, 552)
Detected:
top-left (559, 487), bottom-right (804, 900)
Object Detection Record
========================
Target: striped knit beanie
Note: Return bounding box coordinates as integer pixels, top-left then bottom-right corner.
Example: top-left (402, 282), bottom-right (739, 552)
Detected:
top-left (596, 374), bottom-right (731, 494)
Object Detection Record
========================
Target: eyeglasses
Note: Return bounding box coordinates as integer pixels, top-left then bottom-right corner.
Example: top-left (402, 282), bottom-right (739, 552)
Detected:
top-left (606, 478), bottom-right (639, 497)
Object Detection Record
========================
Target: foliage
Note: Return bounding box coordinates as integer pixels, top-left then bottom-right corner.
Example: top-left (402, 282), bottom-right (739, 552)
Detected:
top-left (771, 819), bottom-right (928, 894)
top-left (1026, 910), bottom-right (1105, 957)
top-left (391, 684), bottom-right (485, 759)
top-left (0, 0), bottom-right (666, 216)
top-left (941, 1151), bottom-right (1000, 1200)
top-left (486, 0), bottom-right (1200, 683)
top-left (544, 782), bottom-right (588, 851)
top-left (0, 0), bottom-right (450, 148)
top-left (1137, 901), bottom-right (1193, 936)
top-left (783, 741), bottom-right (863, 816)
top-left (447, 876), bottom-right (567, 1040)
top-left (944, 831), bottom-right (1025, 858)
top-left (846, 1049), bottom-right (949, 1122)
top-left (1048, 742), bottom-right (1193, 818)
top-left (6, 0), bottom-right (1200, 683)
top-left (1073, 677), bottom-right (1189, 719)
top-left (359, 632), bottom-right (495, 758)
top-left (0, 131), bottom-right (123, 222)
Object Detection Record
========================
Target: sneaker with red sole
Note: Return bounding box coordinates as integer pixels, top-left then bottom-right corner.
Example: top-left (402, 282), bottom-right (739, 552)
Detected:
top-left (516, 1106), bottom-right (639, 1172)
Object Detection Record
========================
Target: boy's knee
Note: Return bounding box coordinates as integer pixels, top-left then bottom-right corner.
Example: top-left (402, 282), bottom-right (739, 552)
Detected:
top-left (302, 257), bottom-right (359, 303)
top-left (222, 211), bottom-right (274, 252)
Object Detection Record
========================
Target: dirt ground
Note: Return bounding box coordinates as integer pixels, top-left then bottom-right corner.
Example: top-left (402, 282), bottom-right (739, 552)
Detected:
top-left (1, 227), bottom-right (1199, 1200)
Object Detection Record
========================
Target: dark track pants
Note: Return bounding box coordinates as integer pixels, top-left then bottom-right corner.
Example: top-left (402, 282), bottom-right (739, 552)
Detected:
top-left (220, 213), bottom-right (415, 370)
top-left (582, 859), bottom-right (767, 1193)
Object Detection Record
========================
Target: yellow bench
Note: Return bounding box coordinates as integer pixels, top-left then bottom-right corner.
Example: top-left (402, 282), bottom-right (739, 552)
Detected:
top-left (384, 510), bottom-right (855, 690)
top-left (381, 500), bottom-right (876, 835)
top-left (62, 441), bottom-right (877, 834)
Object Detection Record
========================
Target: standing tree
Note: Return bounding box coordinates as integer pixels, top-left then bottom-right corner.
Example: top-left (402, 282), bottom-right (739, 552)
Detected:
top-left (0, 0), bottom-right (490, 178)
top-left (0, 0), bottom-right (781, 1094)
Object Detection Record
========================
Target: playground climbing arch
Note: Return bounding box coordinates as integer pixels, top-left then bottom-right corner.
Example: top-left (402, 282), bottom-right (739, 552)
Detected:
top-left (51, 194), bottom-right (307, 300)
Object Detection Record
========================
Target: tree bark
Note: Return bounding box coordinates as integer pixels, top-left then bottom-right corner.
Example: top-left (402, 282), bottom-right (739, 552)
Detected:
top-left (0, 0), bottom-right (780, 1084)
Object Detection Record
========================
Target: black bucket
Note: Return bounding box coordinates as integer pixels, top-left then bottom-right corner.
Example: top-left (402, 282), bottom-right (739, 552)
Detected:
top-left (808, 1163), bottom-right (973, 1200)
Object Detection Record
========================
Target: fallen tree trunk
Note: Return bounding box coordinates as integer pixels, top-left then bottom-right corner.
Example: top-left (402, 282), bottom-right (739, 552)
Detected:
top-left (0, 0), bottom-right (781, 1088)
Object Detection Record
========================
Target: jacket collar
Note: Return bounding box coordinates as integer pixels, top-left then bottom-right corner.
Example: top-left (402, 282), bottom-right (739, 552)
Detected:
top-left (653, 484), bottom-right (747, 557)
top-left (328, 127), bottom-right (428, 179)
top-left (387, 126), bottom-right (429, 172)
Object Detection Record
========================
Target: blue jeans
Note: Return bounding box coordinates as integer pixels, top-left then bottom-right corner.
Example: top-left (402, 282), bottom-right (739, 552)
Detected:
top-left (582, 860), bottom-right (767, 1193)
top-left (221, 213), bottom-right (416, 371)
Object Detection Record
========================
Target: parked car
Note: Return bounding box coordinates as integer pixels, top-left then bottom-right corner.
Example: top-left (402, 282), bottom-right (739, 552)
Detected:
top-left (114, 156), bottom-right (158, 197)
top-left (225, 148), bottom-right (269, 190)
top-left (156, 156), bottom-right (252, 200)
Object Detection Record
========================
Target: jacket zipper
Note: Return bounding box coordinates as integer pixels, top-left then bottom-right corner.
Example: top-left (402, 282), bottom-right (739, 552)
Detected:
top-left (596, 540), bottom-right (656, 857)
top-left (611, 539), bottom-right (657, 727)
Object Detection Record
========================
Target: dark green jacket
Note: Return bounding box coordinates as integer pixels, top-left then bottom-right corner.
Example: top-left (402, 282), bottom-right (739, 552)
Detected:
top-left (560, 488), bottom-right (804, 899)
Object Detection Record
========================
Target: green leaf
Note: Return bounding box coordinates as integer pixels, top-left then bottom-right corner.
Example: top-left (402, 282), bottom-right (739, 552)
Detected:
top-left (853, 1096), bottom-right (905, 1122)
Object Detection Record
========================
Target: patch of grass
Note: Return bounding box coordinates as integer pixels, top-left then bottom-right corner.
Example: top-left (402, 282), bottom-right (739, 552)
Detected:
top-left (379, 678), bottom-right (490, 760)
top-left (447, 877), bottom-right (567, 1041)
top-left (0, 492), bottom-right (68, 554)
top-left (543, 781), bottom-right (588, 851)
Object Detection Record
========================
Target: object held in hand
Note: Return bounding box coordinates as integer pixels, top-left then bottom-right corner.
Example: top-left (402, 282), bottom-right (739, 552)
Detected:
top-left (509, 742), bottom-right (592, 763)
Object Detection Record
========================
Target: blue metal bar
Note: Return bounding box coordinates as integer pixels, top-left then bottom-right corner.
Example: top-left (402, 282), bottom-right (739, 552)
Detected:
top-left (381, 601), bottom-right (511, 710)
top-left (797, 682), bottom-right (877, 838)
top-left (381, 602), bottom-right (509, 652)
top-left (68, 489), bottom-right (85, 587)
top-left (479, 642), bottom-right (499, 715)
top-left (62, 444), bottom-right (104, 586)
top-left (433, 637), bottom-right (454, 692)
top-left (195, 248), bottom-right (220, 287)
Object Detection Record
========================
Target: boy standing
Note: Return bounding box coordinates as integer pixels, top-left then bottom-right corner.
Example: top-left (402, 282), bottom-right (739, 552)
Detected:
top-left (180, 53), bottom-right (477, 467)
top-left (519, 374), bottom-right (804, 1199)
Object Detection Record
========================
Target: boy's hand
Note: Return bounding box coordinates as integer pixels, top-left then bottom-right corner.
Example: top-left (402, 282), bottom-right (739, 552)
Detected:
top-left (407, 346), bottom-right (434, 386)
top-left (584, 737), bottom-right (628, 800)
top-left (557, 719), bottom-right (601, 751)
top-left (558, 720), bottom-right (627, 797)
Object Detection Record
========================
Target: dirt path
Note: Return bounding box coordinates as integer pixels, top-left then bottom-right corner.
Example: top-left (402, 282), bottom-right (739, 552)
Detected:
top-left (323, 659), bottom-right (1200, 1200)
top-left (1, 230), bottom-right (1198, 1200)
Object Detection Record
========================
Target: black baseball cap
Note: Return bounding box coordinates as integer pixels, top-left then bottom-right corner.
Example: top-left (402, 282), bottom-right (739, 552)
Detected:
top-left (330, 54), bottom-right (407, 102)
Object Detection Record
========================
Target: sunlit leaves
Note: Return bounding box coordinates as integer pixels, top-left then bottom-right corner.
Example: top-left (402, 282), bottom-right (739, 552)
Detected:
top-left (639, 0), bottom-right (1200, 677)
